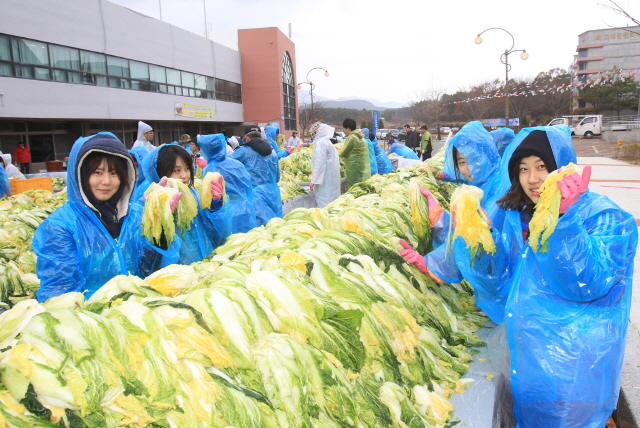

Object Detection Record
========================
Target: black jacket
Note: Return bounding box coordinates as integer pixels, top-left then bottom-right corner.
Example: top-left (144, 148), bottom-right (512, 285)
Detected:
top-left (405, 130), bottom-right (418, 149)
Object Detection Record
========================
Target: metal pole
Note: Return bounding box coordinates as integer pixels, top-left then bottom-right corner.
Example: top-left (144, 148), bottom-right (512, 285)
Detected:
top-left (203, 0), bottom-right (208, 39)
top-left (505, 52), bottom-right (510, 128)
top-left (158, 0), bottom-right (163, 21)
top-left (310, 83), bottom-right (315, 123)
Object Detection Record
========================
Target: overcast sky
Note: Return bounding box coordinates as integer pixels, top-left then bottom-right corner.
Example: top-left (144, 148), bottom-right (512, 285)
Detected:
top-left (110, 0), bottom-right (640, 106)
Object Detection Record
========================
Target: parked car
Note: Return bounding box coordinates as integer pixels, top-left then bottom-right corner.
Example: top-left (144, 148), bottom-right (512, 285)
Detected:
top-left (377, 128), bottom-right (390, 139)
top-left (386, 129), bottom-right (400, 140)
top-left (335, 131), bottom-right (346, 139)
top-left (451, 127), bottom-right (459, 133)
top-left (441, 127), bottom-right (451, 134)
top-left (396, 130), bottom-right (406, 142)
top-left (573, 115), bottom-right (602, 139)
top-left (548, 117), bottom-right (576, 135)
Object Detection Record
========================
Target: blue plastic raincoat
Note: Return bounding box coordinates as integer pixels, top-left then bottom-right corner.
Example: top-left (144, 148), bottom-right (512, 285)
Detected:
top-left (199, 134), bottom-right (256, 234)
top-left (266, 126), bottom-right (289, 159)
top-left (490, 127), bottom-right (516, 157)
top-left (33, 132), bottom-right (176, 301)
top-left (454, 125), bottom-right (638, 428)
top-left (126, 144), bottom-right (231, 266)
top-left (362, 128), bottom-right (379, 175)
top-left (0, 164), bottom-right (9, 196)
top-left (387, 142), bottom-right (419, 159)
top-left (373, 139), bottom-right (394, 174)
top-left (426, 121), bottom-right (502, 282)
top-left (230, 138), bottom-right (282, 226)
top-left (129, 145), bottom-right (149, 188)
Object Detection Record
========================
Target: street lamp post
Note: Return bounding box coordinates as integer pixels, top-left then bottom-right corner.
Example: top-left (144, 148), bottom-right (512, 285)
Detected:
top-left (475, 28), bottom-right (528, 128)
top-left (297, 67), bottom-right (329, 124)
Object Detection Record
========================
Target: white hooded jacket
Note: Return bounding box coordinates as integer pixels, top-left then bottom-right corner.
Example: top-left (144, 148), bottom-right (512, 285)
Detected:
top-left (132, 121), bottom-right (155, 151)
top-left (310, 123), bottom-right (340, 208)
top-left (0, 153), bottom-right (25, 179)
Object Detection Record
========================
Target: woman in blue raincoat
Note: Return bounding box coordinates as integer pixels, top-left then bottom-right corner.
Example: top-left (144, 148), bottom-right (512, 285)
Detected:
top-left (199, 133), bottom-right (256, 234)
top-left (386, 140), bottom-right (419, 159)
top-left (33, 132), bottom-right (176, 301)
top-left (444, 126), bottom-right (635, 428)
top-left (124, 144), bottom-right (232, 271)
top-left (230, 130), bottom-right (282, 226)
top-left (361, 128), bottom-right (379, 175)
top-left (265, 126), bottom-right (291, 159)
top-left (401, 121), bottom-right (503, 284)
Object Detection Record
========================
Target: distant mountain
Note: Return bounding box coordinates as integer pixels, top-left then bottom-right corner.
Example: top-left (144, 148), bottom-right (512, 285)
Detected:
top-left (297, 90), bottom-right (406, 110)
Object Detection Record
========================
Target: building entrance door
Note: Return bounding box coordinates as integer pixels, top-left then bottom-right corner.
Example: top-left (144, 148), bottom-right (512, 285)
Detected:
top-left (29, 134), bottom-right (55, 173)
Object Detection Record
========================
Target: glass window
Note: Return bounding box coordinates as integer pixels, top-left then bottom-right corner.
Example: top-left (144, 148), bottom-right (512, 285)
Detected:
top-left (81, 51), bottom-right (107, 74)
top-left (194, 74), bottom-right (206, 90)
top-left (0, 62), bottom-right (12, 77)
top-left (181, 71), bottom-right (195, 88)
top-left (15, 65), bottom-right (33, 78)
top-left (50, 45), bottom-right (80, 70)
top-left (149, 64), bottom-right (166, 83)
top-left (0, 35), bottom-right (11, 61)
top-left (131, 80), bottom-right (151, 91)
top-left (108, 76), bottom-right (131, 89)
top-left (282, 52), bottom-right (296, 130)
top-left (130, 61), bottom-right (149, 80)
top-left (107, 56), bottom-right (129, 77)
top-left (12, 38), bottom-right (49, 65)
top-left (53, 69), bottom-right (81, 83)
top-left (167, 68), bottom-right (181, 85)
top-left (34, 67), bottom-right (50, 80)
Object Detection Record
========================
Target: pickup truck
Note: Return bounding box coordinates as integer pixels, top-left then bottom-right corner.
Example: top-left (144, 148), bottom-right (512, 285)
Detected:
top-left (547, 117), bottom-right (576, 135)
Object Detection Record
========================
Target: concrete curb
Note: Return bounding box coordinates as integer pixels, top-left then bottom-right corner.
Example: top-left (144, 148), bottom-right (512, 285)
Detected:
top-left (614, 324), bottom-right (640, 428)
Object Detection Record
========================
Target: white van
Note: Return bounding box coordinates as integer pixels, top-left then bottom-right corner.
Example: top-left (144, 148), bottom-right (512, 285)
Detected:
top-left (574, 115), bottom-right (603, 139)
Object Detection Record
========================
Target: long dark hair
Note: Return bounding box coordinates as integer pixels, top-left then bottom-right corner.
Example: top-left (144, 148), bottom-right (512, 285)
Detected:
top-left (83, 151), bottom-right (130, 192)
top-left (497, 156), bottom-right (535, 215)
top-left (156, 145), bottom-right (194, 187)
top-left (451, 146), bottom-right (466, 183)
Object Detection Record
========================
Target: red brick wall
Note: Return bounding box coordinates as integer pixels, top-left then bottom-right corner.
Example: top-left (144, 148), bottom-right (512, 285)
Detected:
top-left (238, 27), bottom-right (298, 137)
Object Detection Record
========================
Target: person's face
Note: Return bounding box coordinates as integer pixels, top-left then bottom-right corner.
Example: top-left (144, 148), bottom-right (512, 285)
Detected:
top-left (190, 142), bottom-right (199, 153)
top-left (170, 156), bottom-right (191, 184)
top-left (88, 159), bottom-right (121, 201)
top-left (144, 131), bottom-right (154, 142)
top-left (293, 133), bottom-right (297, 138)
top-left (345, 128), bottom-right (352, 136)
top-left (405, 126), bottom-right (410, 132)
top-left (456, 152), bottom-right (472, 182)
top-left (518, 156), bottom-right (549, 204)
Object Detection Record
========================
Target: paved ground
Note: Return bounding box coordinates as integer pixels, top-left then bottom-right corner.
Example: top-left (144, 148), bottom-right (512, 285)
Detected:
top-left (577, 157), bottom-right (640, 332)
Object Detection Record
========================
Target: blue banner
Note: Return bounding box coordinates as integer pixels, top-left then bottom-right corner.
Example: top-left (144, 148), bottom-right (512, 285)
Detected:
top-left (480, 118), bottom-right (520, 127)
top-left (372, 110), bottom-right (379, 139)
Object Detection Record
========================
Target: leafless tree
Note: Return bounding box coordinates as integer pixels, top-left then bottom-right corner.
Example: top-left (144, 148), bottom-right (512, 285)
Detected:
top-left (298, 100), bottom-right (327, 138)
top-left (600, 0), bottom-right (640, 31)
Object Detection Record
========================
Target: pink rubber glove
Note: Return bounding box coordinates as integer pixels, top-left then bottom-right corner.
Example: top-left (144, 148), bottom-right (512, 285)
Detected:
top-left (420, 188), bottom-right (444, 228)
top-left (159, 177), bottom-right (169, 187)
top-left (558, 165), bottom-right (591, 214)
top-left (211, 176), bottom-right (224, 200)
top-left (196, 157), bottom-right (207, 169)
top-left (169, 192), bottom-right (182, 213)
top-left (418, 164), bottom-right (433, 171)
top-left (435, 171), bottom-right (445, 180)
top-left (399, 239), bottom-right (428, 274)
top-left (309, 183), bottom-right (315, 191)
top-left (287, 147), bottom-right (295, 154)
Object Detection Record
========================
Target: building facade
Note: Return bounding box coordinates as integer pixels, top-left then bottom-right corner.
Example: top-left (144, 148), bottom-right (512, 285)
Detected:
top-left (0, 0), bottom-right (297, 172)
top-left (572, 26), bottom-right (640, 112)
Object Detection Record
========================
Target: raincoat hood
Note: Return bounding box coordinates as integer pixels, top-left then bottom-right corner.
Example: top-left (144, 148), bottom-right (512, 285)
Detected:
top-left (265, 126), bottom-right (279, 143)
top-left (315, 123), bottom-right (335, 140)
top-left (140, 143), bottom-right (190, 185)
top-left (442, 121), bottom-right (500, 188)
top-left (490, 128), bottom-right (516, 157)
top-left (228, 136), bottom-right (239, 150)
top-left (68, 132), bottom-right (136, 221)
top-left (494, 125), bottom-right (576, 198)
top-left (241, 137), bottom-right (273, 157)
top-left (1, 153), bottom-right (11, 166)
top-left (361, 128), bottom-right (370, 141)
top-left (199, 133), bottom-right (227, 163)
top-left (129, 146), bottom-right (149, 186)
top-left (136, 121), bottom-right (152, 142)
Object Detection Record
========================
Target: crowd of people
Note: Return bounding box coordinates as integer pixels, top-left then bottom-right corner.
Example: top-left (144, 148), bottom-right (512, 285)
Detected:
top-left (1, 115), bottom-right (637, 428)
